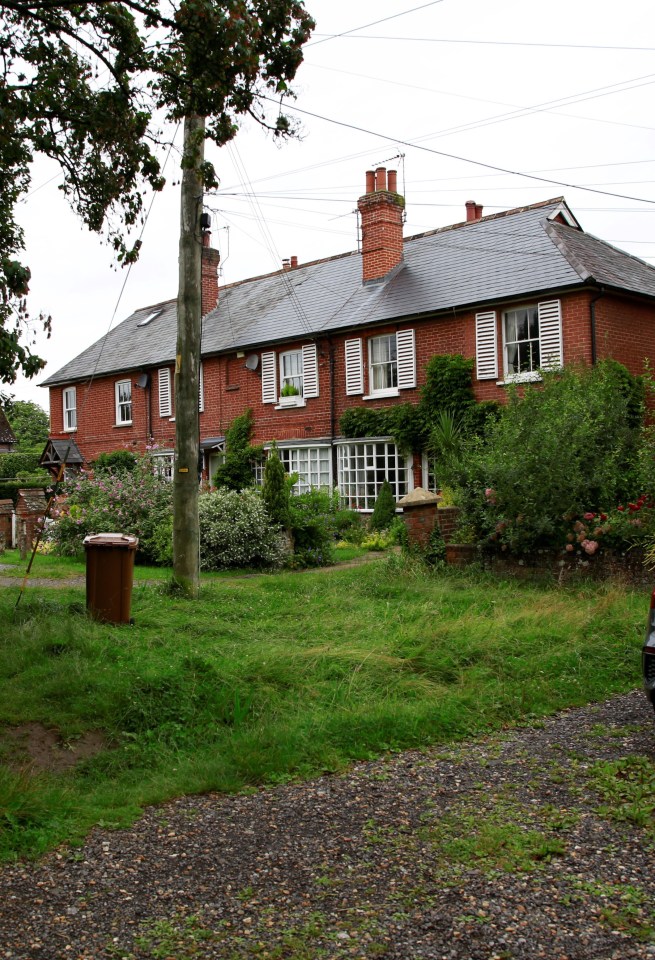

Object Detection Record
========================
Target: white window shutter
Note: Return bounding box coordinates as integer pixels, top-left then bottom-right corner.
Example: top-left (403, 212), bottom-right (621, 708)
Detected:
top-left (198, 362), bottom-right (204, 412)
top-left (302, 343), bottom-right (319, 398)
top-left (538, 300), bottom-right (563, 370)
top-left (261, 351), bottom-right (277, 404)
top-left (475, 311), bottom-right (498, 380)
top-left (158, 368), bottom-right (171, 417)
top-left (396, 329), bottom-right (416, 389)
top-left (345, 339), bottom-right (364, 395)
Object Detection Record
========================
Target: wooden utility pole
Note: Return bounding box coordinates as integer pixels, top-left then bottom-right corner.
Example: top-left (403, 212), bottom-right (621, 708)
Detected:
top-left (173, 113), bottom-right (205, 597)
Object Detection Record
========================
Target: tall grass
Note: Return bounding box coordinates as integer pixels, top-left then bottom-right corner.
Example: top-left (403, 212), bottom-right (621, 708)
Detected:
top-left (0, 557), bottom-right (646, 859)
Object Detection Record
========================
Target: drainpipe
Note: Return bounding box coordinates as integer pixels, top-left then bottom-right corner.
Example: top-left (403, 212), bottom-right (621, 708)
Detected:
top-left (328, 337), bottom-right (337, 492)
top-left (146, 378), bottom-right (152, 442)
top-left (590, 287), bottom-right (604, 365)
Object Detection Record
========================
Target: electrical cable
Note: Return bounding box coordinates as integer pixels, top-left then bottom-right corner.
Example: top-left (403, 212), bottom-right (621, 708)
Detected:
top-left (262, 97), bottom-right (655, 207)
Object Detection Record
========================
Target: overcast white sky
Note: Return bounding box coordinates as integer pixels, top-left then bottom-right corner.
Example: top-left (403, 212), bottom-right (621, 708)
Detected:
top-left (11, 0), bottom-right (655, 412)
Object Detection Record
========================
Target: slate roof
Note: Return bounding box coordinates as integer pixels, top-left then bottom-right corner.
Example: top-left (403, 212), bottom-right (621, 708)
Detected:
top-left (42, 197), bottom-right (655, 387)
top-left (0, 408), bottom-right (17, 445)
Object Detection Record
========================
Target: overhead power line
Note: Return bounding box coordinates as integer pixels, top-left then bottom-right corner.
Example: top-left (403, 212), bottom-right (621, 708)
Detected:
top-left (311, 34), bottom-right (655, 53)
top-left (263, 97), bottom-right (655, 207)
top-left (306, 0), bottom-right (444, 48)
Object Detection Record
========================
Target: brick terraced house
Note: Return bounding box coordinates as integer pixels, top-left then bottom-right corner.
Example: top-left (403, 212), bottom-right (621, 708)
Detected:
top-left (42, 168), bottom-right (655, 508)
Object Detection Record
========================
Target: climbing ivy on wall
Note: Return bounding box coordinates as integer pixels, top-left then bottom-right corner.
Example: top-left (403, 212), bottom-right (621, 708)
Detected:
top-left (340, 354), bottom-right (498, 453)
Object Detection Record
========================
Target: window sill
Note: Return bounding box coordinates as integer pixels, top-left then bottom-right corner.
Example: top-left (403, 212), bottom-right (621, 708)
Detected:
top-left (497, 372), bottom-right (542, 386)
top-left (363, 389), bottom-right (399, 400)
top-left (113, 422), bottom-right (133, 428)
top-left (63, 427), bottom-right (77, 434)
top-left (275, 396), bottom-right (306, 410)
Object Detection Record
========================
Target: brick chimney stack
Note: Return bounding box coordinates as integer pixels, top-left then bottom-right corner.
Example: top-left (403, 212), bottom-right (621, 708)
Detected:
top-left (357, 167), bottom-right (404, 283)
top-left (201, 231), bottom-right (221, 314)
top-left (465, 201), bottom-right (484, 222)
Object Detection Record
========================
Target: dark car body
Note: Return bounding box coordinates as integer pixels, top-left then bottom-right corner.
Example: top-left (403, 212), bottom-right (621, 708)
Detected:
top-left (643, 589), bottom-right (655, 710)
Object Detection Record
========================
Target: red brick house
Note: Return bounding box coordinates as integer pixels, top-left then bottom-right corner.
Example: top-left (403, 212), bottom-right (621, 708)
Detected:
top-left (42, 168), bottom-right (655, 508)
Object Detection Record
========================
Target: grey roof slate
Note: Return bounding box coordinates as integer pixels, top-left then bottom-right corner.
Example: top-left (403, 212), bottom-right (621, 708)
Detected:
top-left (0, 408), bottom-right (17, 445)
top-left (42, 198), bottom-right (655, 387)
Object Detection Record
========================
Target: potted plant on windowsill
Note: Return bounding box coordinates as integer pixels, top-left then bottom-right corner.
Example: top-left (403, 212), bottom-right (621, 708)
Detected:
top-left (278, 383), bottom-right (302, 408)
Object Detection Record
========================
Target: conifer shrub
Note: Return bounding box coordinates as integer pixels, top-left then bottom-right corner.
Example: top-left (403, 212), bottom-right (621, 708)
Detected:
top-left (370, 479), bottom-right (396, 531)
top-left (261, 445), bottom-right (290, 529)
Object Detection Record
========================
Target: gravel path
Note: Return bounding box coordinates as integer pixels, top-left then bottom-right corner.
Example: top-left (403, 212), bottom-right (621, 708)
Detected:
top-left (2, 690), bottom-right (655, 959)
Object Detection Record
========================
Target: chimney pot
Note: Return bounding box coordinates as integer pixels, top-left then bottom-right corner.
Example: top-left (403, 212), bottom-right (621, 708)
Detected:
top-left (365, 169), bottom-right (375, 193)
top-left (475, 203), bottom-right (483, 219)
top-left (282, 259), bottom-right (291, 271)
top-left (375, 166), bottom-right (387, 192)
top-left (290, 255), bottom-right (298, 268)
top-left (387, 170), bottom-right (398, 194)
top-left (465, 200), bottom-right (477, 222)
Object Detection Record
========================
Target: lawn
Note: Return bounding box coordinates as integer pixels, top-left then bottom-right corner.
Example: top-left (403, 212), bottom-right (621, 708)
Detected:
top-left (0, 552), bottom-right (647, 860)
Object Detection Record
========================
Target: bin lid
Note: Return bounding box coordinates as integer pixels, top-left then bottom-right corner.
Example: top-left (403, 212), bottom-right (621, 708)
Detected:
top-left (83, 533), bottom-right (139, 548)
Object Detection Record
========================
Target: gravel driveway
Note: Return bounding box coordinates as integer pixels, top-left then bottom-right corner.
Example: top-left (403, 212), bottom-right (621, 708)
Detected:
top-left (1, 689), bottom-right (655, 960)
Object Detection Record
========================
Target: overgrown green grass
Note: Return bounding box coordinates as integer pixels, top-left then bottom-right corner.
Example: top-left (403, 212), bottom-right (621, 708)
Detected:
top-left (0, 555), bottom-right (646, 859)
top-left (0, 544), bottom-right (367, 581)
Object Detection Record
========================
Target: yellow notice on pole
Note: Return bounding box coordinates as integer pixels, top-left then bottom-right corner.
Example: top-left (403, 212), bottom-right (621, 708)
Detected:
top-left (179, 467), bottom-right (189, 473)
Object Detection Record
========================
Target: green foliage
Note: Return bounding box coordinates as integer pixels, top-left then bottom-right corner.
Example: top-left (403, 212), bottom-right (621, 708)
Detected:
top-left (0, 476), bottom-right (50, 505)
top-left (4, 401), bottom-right (49, 450)
top-left (262, 445), bottom-right (291, 529)
top-left (47, 454), bottom-right (173, 564)
top-left (0, 452), bottom-right (41, 478)
top-left (333, 508), bottom-right (366, 545)
top-left (280, 383), bottom-right (300, 397)
top-left (421, 354), bottom-right (475, 420)
top-left (453, 362), bottom-right (644, 553)
top-left (94, 450), bottom-right (138, 473)
top-left (212, 410), bottom-right (263, 491)
top-left (339, 356), bottom-right (485, 456)
top-left (198, 488), bottom-right (285, 571)
top-left (370, 479), bottom-right (396, 531)
top-left (287, 489), bottom-right (336, 567)
top-left (1, 3), bottom-right (314, 384)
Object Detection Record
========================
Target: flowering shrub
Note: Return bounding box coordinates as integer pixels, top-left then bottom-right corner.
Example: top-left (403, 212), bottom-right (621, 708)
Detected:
top-left (563, 497), bottom-right (655, 557)
top-left (198, 488), bottom-right (285, 571)
top-left (47, 454), bottom-right (173, 564)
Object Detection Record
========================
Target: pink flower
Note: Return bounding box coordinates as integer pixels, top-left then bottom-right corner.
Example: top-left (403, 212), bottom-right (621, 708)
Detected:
top-left (617, 505), bottom-right (625, 512)
top-left (583, 512), bottom-right (596, 521)
top-left (565, 543), bottom-right (574, 552)
top-left (485, 487), bottom-right (497, 504)
top-left (582, 539), bottom-right (599, 555)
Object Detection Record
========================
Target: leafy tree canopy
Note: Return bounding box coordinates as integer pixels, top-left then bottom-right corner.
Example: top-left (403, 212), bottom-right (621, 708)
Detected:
top-left (5, 398), bottom-right (49, 449)
top-left (0, 0), bottom-right (314, 383)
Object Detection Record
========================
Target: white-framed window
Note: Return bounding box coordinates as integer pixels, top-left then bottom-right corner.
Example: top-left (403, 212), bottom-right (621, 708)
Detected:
top-left (348, 329), bottom-right (415, 399)
top-left (152, 450), bottom-right (174, 481)
top-left (115, 380), bottom-right (132, 425)
top-left (422, 453), bottom-right (439, 494)
top-left (337, 440), bottom-right (411, 511)
top-left (262, 344), bottom-right (319, 406)
top-left (502, 300), bottom-right (563, 381)
top-left (369, 334), bottom-right (398, 393)
top-left (504, 305), bottom-right (540, 375)
top-left (280, 350), bottom-right (303, 394)
top-left (279, 446), bottom-right (332, 495)
top-left (63, 387), bottom-right (77, 432)
top-left (252, 456), bottom-right (266, 486)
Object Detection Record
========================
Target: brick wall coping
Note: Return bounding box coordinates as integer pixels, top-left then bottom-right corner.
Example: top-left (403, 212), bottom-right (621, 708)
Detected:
top-left (398, 487), bottom-right (439, 507)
